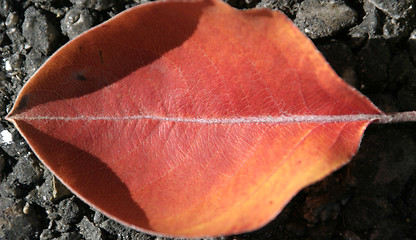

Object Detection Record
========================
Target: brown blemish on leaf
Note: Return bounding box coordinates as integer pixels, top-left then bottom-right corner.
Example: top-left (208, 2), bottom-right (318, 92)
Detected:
top-left (99, 50), bottom-right (104, 64)
top-left (16, 94), bottom-right (29, 111)
top-left (73, 72), bottom-right (87, 81)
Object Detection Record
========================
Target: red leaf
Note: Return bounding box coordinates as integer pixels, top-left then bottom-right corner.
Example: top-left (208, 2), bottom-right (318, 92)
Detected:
top-left (7, 0), bottom-right (389, 237)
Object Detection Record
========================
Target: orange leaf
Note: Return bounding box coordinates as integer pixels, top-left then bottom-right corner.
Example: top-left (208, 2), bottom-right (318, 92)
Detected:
top-left (7, 0), bottom-right (406, 237)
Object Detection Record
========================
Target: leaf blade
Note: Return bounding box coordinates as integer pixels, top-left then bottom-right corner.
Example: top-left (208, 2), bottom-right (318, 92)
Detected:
top-left (7, 0), bottom-right (382, 237)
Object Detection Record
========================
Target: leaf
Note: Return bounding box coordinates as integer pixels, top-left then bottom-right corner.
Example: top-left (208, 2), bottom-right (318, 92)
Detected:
top-left (6, 0), bottom-right (406, 237)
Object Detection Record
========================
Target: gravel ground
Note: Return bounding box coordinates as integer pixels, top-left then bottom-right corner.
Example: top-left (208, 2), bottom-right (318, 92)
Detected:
top-left (1, 0), bottom-right (416, 239)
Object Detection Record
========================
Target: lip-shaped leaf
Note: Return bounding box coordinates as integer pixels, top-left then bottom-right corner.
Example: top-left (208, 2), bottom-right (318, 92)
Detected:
top-left (7, 0), bottom-right (386, 237)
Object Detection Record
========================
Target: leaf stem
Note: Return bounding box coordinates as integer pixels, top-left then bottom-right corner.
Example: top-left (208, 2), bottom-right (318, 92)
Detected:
top-left (374, 111), bottom-right (416, 124)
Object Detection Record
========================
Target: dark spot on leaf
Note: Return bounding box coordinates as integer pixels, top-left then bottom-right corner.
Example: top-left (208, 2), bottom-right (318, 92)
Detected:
top-left (99, 50), bottom-right (104, 64)
top-left (73, 72), bottom-right (87, 81)
top-left (16, 94), bottom-right (29, 111)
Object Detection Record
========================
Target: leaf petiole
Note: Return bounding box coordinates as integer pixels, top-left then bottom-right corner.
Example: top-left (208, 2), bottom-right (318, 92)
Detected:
top-left (374, 111), bottom-right (416, 124)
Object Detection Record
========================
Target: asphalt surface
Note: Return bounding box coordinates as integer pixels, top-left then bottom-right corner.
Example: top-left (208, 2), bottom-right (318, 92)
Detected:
top-left (1, 0), bottom-right (415, 239)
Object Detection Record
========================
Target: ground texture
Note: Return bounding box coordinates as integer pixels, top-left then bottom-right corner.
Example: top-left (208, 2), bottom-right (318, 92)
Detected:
top-left (0, 0), bottom-right (416, 239)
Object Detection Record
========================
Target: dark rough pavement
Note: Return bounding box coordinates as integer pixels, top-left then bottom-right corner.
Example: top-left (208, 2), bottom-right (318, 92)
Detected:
top-left (0, 0), bottom-right (415, 239)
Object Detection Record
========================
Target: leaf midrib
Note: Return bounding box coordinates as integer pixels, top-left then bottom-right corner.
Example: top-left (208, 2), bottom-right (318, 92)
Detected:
top-left (8, 113), bottom-right (390, 124)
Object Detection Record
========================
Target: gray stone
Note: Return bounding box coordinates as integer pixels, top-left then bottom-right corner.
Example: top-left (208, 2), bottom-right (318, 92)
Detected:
top-left (52, 175), bottom-right (73, 201)
top-left (13, 155), bottom-right (43, 186)
top-left (39, 229), bottom-right (54, 240)
top-left (55, 218), bottom-right (72, 232)
top-left (61, 7), bottom-right (94, 40)
top-left (0, 0), bottom-right (13, 17)
top-left (99, 219), bottom-right (150, 239)
top-left (98, 219), bottom-right (122, 235)
top-left (0, 197), bottom-right (40, 239)
top-left (0, 174), bottom-right (25, 198)
top-left (6, 27), bottom-right (25, 52)
top-left (382, 17), bottom-right (414, 39)
top-left (256, 0), bottom-right (298, 15)
top-left (295, 0), bottom-right (357, 38)
top-left (5, 53), bottom-right (23, 72)
top-left (57, 231), bottom-right (83, 240)
top-left (25, 48), bottom-right (47, 76)
top-left (69, 0), bottom-right (115, 11)
top-left (93, 211), bottom-right (105, 224)
top-left (22, 6), bottom-right (59, 55)
top-left (350, 0), bottom-right (415, 39)
top-left (38, 170), bottom-right (56, 203)
top-left (57, 198), bottom-right (80, 224)
top-left (78, 216), bottom-right (103, 240)
top-left (0, 129), bottom-right (30, 157)
top-left (369, 0), bottom-right (414, 19)
top-left (351, 1), bottom-right (380, 38)
top-left (5, 12), bottom-right (20, 28)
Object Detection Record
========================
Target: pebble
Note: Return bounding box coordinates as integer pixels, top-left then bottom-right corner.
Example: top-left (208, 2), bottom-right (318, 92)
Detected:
top-left (295, 0), bottom-right (357, 39)
top-left (14, 155), bottom-right (43, 186)
top-left (61, 7), bottom-right (94, 40)
top-left (99, 218), bottom-right (150, 239)
top-left (37, 170), bottom-right (55, 202)
top-left (1, 129), bottom-right (30, 157)
top-left (52, 175), bottom-right (72, 201)
top-left (55, 218), bottom-right (72, 233)
top-left (0, 175), bottom-right (25, 197)
top-left (369, 0), bottom-right (414, 19)
top-left (382, 17), bottom-right (412, 39)
top-left (58, 198), bottom-right (81, 224)
top-left (0, 198), bottom-right (40, 239)
top-left (5, 12), bottom-right (19, 28)
top-left (22, 6), bottom-right (59, 55)
top-left (22, 202), bottom-right (30, 214)
top-left (4, 60), bottom-right (12, 72)
top-left (99, 219), bottom-right (121, 235)
top-left (24, 48), bottom-right (46, 76)
top-left (0, 0), bottom-right (13, 17)
top-left (69, 0), bottom-right (115, 11)
top-left (58, 232), bottom-right (83, 240)
top-left (39, 229), bottom-right (54, 240)
top-left (256, 0), bottom-right (297, 15)
top-left (78, 216), bottom-right (103, 240)
top-left (0, 130), bottom-right (13, 145)
top-left (93, 211), bottom-right (105, 224)
top-left (5, 27), bottom-right (25, 52)
top-left (351, 0), bottom-right (414, 39)
top-left (4, 53), bottom-right (23, 72)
